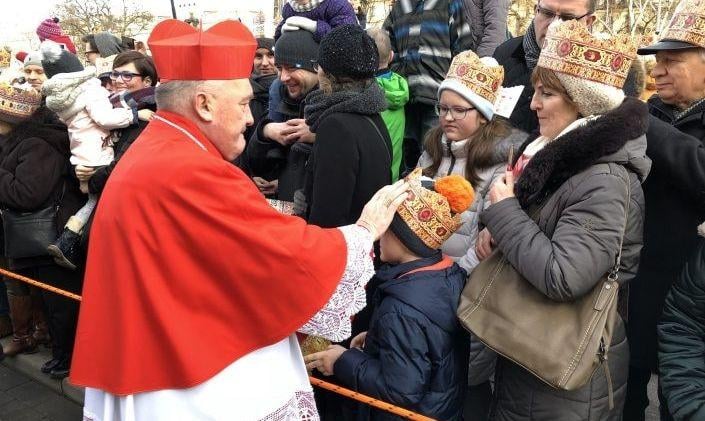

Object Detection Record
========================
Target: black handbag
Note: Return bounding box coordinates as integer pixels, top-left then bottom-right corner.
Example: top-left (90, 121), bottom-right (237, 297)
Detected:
top-left (2, 183), bottom-right (64, 259)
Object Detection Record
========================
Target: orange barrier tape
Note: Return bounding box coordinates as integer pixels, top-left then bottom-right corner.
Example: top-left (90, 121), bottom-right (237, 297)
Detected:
top-left (308, 377), bottom-right (436, 421)
top-left (0, 267), bottom-right (435, 420)
top-left (0, 268), bottom-right (82, 301)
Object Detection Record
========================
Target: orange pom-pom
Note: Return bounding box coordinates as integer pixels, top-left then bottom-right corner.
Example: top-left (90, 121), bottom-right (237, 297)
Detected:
top-left (434, 175), bottom-right (475, 214)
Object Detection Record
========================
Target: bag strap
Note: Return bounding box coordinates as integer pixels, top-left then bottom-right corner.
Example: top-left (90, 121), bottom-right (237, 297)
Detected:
top-left (603, 164), bottom-right (632, 410)
top-left (363, 115), bottom-right (392, 164)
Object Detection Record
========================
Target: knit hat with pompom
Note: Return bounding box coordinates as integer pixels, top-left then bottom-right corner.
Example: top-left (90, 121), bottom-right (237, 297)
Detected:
top-left (390, 168), bottom-right (475, 257)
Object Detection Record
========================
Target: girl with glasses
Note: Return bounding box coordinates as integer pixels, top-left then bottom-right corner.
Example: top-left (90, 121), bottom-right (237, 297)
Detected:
top-left (419, 51), bottom-right (526, 275)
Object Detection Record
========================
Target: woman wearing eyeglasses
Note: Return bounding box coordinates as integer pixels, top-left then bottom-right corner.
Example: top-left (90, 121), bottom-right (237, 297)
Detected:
top-left (80, 51), bottom-right (159, 196)
top-left (40, 43), bottom-right (153, 271)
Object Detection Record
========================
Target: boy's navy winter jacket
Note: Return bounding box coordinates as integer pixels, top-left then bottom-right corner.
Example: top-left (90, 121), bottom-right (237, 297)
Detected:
top-left (334, 253), bottom-right (469, 420)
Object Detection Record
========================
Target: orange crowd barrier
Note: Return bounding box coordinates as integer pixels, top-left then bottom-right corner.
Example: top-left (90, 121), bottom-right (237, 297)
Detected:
top-left (0, 267), bottom-right (437, 420)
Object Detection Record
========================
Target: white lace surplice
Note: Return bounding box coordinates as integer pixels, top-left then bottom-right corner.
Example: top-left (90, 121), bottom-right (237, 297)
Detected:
top-left (83, 225), bottom-right (374, 421)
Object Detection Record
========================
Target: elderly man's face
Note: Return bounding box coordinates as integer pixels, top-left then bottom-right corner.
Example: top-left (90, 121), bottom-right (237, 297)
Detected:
top-left (278, 65), bottom-right (318, 99)
top-left (254, 48), bottom-right (276, 76)
top-left (202, 79), bottom-right (254, 161)
top-left (652, 49), bottom-right (705, 110)
top-left (533, 0), bottom-right (595, 47)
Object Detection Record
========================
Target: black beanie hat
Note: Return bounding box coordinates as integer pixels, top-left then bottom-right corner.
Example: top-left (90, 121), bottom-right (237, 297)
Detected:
top-left (389, 214), bottom-right (437, 258)
top-left (318, 24), bottom-right (378, 80)
top-left (40, 41), bottom-right (84, 79)
top-left (274, 31), bottom-right (319, 73)
top-left (257, 37), bottom-right (275, 53)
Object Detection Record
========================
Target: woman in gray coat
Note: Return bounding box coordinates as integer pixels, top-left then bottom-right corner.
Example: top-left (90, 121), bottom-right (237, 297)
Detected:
top-left (475, 21), bottom-right (650, 420)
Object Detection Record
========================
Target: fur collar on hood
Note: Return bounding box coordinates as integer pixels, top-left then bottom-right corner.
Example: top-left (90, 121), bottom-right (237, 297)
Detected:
top-left (515, 97), bottom-right (650, 208)
top-left (699, 222), bottom-right (705, 238)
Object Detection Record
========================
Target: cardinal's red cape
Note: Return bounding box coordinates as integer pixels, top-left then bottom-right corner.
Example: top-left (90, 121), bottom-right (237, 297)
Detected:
top-left (70, 111), bottom-right (347, 395)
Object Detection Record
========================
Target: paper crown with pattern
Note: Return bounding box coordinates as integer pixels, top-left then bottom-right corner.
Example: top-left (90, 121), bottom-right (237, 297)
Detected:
top-left (662, 0), bottom-right (705, 48)
top-left (0, 83), bottom-right (42, 124)
top-left (0, 49), bottom-right (10, 68)
top-left (538, 20), bottom-right (638, 89)
top-left (147, 19), bottom-right (256, 81)
top-left (446, 50), bottom-right (503, 104)
top-left (395, 168), bottom-right (475, 251)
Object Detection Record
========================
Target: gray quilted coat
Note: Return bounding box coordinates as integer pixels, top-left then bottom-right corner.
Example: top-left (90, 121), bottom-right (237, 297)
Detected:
top-left (477, 98), bottom-right (651, 420)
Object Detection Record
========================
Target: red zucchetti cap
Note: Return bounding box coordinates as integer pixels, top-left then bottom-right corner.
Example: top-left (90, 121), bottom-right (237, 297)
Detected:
top-left (147, 19), bottom-right (257, 81)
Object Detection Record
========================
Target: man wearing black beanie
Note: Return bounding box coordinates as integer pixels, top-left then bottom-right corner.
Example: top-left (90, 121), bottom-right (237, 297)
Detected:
top-left (241, 30), bottom-right (320, 203)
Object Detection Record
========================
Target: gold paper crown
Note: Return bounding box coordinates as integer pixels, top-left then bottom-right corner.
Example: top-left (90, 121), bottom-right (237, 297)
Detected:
top-left (0, 49), bottom-right (10, 68)
top-left (396, 169), bottom-right (473, 250)
top-left (538, 20), bottom-right (638, 89)
top-left (0, 83), bottom-right (42, 123)
top-left (446, 50), bottom-right (504, 105)
top-left (662, 0), bottom-right (705, 48)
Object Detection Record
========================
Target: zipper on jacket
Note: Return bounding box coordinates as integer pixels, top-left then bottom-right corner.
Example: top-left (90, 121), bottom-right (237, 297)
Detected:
top-left (446, 138), bottom-right (456, 176)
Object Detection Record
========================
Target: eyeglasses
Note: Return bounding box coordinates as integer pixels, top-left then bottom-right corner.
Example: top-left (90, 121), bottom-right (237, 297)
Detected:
top-left (535, 4), bottom-right (592, 21)
top-left (110, 71), bottom-right (143, 81)
top-left (435, 104), bottom-right (475, 120)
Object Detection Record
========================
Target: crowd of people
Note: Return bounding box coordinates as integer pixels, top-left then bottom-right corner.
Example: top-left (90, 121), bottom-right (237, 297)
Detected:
top-left (0, 0), bottom-right (702, 419)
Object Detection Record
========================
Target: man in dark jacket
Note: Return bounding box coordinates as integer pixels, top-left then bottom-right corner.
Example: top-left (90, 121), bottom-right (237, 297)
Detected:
top-left (243, 38), bottom-right (276, 145)
top-left (492, 0), bottom-right (595, 133)
top-left (624, 8), bottom-right (705, 419)
top-left (658, 222), bottom-right (705, 421)
top-left (242, 30), bottom-right (319, 200)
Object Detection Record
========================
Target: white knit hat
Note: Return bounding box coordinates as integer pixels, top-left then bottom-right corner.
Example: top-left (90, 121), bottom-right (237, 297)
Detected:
top-left (438, 50), bottom-right (504, 120)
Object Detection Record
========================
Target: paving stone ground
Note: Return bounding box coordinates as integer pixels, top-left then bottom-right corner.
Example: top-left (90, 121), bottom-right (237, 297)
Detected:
top-left (0, 364), bottom-right (81, 421)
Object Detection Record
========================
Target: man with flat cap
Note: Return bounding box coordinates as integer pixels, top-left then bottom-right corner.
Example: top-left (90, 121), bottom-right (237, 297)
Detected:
top-left (624, 1), bottom-right (705, 418)
top-left (70, 19), bottom-right (407, 420)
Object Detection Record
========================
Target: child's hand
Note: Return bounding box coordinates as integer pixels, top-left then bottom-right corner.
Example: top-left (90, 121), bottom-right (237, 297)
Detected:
top-left (137, 109), bottom-right (155, 122)
top-left (282, 16), bottom-right (317, 33)
top-left (75, 165), bottom-right (96, 181)
top-left (304, 345), bottom-right (346, 376)
top-left (350, 331), bottom-right (367, 349)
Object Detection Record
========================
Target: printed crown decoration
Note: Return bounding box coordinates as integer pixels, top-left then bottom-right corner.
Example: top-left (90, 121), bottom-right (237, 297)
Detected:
top-left (445, 50), bottom-right (504, 106)
top-left (662, 0), bottom-right (705, 48)
top-left (538, 20), bottom-right (638, 89)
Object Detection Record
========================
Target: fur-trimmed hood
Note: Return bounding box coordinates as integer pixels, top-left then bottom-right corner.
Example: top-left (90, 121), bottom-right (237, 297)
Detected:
top-left (699, 222), bottom-right (705, 238)
top-left (42, 67), bottom-right (98, 120)
top-left (515, 97), bottom-right (651, 207)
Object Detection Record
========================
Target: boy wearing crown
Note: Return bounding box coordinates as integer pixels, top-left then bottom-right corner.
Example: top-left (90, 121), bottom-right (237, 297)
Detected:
top-left (305, 169), bottom-right (474, 421)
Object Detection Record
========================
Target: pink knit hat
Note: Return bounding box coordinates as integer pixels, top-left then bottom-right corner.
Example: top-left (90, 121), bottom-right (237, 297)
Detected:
top-left (37, 18), bottom-right (64, 41)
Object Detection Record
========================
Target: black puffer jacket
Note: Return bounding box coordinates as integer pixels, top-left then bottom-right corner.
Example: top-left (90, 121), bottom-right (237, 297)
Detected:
top-left (627, 116), bottom-right (705, 372)
top-left (0, 107), bottom-right (85, 270)
top-left (334, 254), bottom-right (470, 420)
top-left (492, 36), bottom-right (538, 134)
top-left (658, 224), bottom-right (705, 421)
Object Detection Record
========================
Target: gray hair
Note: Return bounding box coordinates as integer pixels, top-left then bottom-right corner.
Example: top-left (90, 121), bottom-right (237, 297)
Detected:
top-left (155, 80), bottom-right (207, 113)
top-left (366, 28), bottom-right (392, 68)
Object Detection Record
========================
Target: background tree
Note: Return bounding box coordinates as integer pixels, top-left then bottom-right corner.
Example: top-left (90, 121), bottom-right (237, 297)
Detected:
top-left (53, 0), bottom-right (154, 52)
